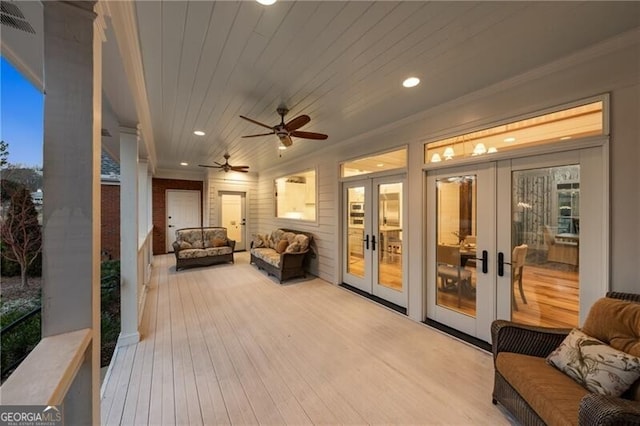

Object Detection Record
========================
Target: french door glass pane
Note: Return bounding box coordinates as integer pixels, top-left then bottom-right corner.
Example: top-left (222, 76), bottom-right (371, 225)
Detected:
top-left (511, 165), bottom-right (579, 328)
top-left (347, 187), bottom-right (365, 278)
top-left (435, 176), bottom-right (477, 316)
top-left (378, 183), bottom-right (403, 291)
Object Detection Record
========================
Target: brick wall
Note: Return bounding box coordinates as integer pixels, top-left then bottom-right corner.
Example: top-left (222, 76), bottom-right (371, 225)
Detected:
top-left (101, 184), bottom-right (120, 260)
top-left (152, 178), bottom-right (203, 255)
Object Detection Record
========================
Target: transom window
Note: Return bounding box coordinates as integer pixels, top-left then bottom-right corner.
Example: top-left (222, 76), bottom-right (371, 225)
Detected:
top-left (341, 147), bottom-right (407, 178)
top-left (425, 100), bottom-right (605, 164)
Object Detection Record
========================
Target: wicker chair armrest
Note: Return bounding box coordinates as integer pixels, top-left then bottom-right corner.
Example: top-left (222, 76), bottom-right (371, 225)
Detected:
top-left (491, 320), bottom-right (571, 361)
top-left (579, 393), bottom-right (640, 426)
top-left (172, 241), bottom-right (181, 252)
top-left (280, 249), bottom-right (308, 266)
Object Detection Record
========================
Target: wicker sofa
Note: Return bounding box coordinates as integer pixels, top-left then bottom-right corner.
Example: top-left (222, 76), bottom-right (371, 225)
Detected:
top-left (250, 228), bottom-right (314, 283)
top-left (172, 227), bottom-right (235, 271)
top-left (492, 292), bottom-right (640, 426)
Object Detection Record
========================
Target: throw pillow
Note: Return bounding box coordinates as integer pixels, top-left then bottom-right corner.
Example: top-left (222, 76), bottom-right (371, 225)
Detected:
top-left (252, 234), bottom-right (265, 248)
top-left (212, 238), bottom-right (226, 247)
top-left (546, 328), bottom-right (640, 397)
top-left (179, 241), bottom-right (192, 249)
top-left (192, 240), bottom-right (204, 249)
top-left (285, 242), bottom-right (301, 253)
top-left (276, 239), bottom-right (289, 254)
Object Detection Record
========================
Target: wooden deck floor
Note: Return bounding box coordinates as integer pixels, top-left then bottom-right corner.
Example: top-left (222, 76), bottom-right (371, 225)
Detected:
top-left (101, 253), bottom-right (511, 425)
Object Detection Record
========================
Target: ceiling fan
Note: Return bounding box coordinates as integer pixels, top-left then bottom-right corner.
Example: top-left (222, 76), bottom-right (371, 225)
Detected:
top-left (198, 153), bottom-right (249, 173)
top-left (240, 107), bottom-right (328, 147)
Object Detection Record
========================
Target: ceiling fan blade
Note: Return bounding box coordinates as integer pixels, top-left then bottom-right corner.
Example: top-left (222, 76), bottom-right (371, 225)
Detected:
top-left (241, 132), bottom-right (274, 138)
top-left (214, 161), bottom-right (223, 166)
top-left (198, 164), bottom-right (221, 169)
top-left (230, 167), bottom-right (249, 173)
top-left (290, 130), bottom-right (328, 140)
top-left (240, 115), bottom-right (274, 130)
top-left (230, 165), bottom-right (249, 169)
top-left (285, 115), bottom-right (310, 132)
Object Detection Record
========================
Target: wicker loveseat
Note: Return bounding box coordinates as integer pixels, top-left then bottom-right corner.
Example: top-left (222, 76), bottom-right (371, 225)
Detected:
top-left (492, 292), bottom-right (640, 426)
top-left (172, 227), bottom-right (235, 271)
top-left (250, 229), bottom-right (314, 283)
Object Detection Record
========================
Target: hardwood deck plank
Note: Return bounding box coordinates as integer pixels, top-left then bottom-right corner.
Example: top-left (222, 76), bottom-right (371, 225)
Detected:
top-left (170, 272), bottom-right (202, 425)
top-left (147, 255), bottom-right (174, 425)
top-left (101, 253), bottom-right (511, 425)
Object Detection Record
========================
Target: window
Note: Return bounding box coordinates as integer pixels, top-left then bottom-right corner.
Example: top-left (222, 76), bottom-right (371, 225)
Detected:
top-left (341, 147), bottom-right (407, 178)
top-left (275, 169), bottom-right (316, 221)
top-left (425, 100), bottom-right (605, 164)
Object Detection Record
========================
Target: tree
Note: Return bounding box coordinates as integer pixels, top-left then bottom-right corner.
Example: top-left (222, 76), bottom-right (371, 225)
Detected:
top-left (0, 140), bottom-right (8, 168)
top-left (1, 188), bottom-right (42, 287)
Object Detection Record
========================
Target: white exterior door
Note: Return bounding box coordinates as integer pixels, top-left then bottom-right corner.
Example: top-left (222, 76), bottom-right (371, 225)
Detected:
top-left (426, 147), bottom-right (607, 343)
top-left (219, 191), bottom-right (247, 251)
top-left (166, 190), bottom-right (201, 252)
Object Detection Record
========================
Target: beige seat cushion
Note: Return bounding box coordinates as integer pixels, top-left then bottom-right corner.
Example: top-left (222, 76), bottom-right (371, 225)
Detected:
top-left (496, 352), bottom-right (590, 426)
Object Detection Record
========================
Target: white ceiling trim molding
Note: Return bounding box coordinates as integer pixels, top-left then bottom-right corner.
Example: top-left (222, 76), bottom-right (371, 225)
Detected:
top-left (101, 0), bottom-right (157, 174)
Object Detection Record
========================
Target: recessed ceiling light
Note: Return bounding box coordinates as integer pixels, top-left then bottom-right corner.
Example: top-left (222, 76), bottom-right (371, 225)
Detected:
top-left (193, 130), bottom-right (205, 136)
top-left (180, 162), bottom-right (188, 166)
top-left (376, 163), bottom-right (384, 167)
top-left (278, 145), bottom-right (287, 150)
top-left (560, 136), bottom-right (572, 140)
top-left (504, 137), bottom-right (516, 142)
top-left (402, 77), bottom-right (420, 88)
top-left (487, 147), bottom-right (498, 153)
top-left (256, 0), bottom-right (276, 5)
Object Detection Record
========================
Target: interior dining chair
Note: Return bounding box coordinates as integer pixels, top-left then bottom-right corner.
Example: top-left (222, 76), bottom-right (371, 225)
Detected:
top-left (437, 244), bottom-right (473, 308)
top-left (511, 244), bottom-right (528, 311)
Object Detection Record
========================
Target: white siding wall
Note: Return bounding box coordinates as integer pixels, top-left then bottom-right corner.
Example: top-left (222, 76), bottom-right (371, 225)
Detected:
top-left (254, 32), bottom-right (639, 319)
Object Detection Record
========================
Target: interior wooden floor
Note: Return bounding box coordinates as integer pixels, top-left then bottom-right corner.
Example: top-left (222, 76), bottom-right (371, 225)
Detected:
top-left (436, 264), bottom-right (579, 328)
top-left (101, 253), bottom-right (511, 425)
top-left (347, 253), bottom-right (403, 291)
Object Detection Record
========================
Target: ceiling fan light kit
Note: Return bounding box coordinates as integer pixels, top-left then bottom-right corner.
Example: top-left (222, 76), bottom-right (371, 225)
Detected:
top-left (240, 107), bottom-right (328, 148)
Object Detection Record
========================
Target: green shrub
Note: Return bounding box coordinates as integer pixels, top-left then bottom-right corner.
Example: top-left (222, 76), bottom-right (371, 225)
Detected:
top-left (0, 303), bottom-right (41, 379)
top-left (1, 259), bottom-right (122, 380)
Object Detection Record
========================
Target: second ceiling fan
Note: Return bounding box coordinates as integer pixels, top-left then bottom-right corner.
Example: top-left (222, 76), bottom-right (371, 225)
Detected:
top-left (240, 107), bottom-right (328, 147)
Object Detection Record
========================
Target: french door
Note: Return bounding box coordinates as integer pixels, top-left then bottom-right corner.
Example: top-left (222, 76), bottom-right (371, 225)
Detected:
top-left (426, 147), bottom-right (606, 343)
top-left (343, 175), bottom-right (408, 308)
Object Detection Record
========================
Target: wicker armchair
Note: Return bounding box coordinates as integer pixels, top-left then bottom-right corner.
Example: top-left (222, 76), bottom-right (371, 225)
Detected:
top-left (492, 292), bottom-right (640, 426)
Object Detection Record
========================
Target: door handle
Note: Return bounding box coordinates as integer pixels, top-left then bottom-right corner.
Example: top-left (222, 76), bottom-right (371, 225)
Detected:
top-left (371, 235), bottom-right (377, 251)
top-left (498, 252), bottom-right (512, 277)
top-left (474, 250), bottom-right (488, 274)
top-left (168, 225), bottom-right (175, 228)
top-left (363, 234), bottom-right (370, 250)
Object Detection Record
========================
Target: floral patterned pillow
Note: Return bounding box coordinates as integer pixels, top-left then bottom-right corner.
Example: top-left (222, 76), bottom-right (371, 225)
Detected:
top-left (546, 328), bottom-right (640, 397)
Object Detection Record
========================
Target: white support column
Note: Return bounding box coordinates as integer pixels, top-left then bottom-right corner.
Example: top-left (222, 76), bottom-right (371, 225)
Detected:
top-left (119, 127), bottom-right (140, 346)
top-left (41, 1), bottom-right (100, 423)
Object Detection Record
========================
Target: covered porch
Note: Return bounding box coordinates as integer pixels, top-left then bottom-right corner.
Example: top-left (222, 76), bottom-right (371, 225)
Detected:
top-left (101, 252), bottom-right (509, 425)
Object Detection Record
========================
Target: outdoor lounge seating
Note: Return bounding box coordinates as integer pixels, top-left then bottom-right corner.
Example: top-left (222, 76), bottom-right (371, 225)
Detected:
top-left (172, 227), bottom-right (235, 270)
top-left (492, 291), bottom-right (640, 426)
top-left (250, 229), bottom-right (314, 283)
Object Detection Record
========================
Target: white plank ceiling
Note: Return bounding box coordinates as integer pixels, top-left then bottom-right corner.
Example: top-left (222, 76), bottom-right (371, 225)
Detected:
top-left (103, 1), bottom-right (640, 173)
